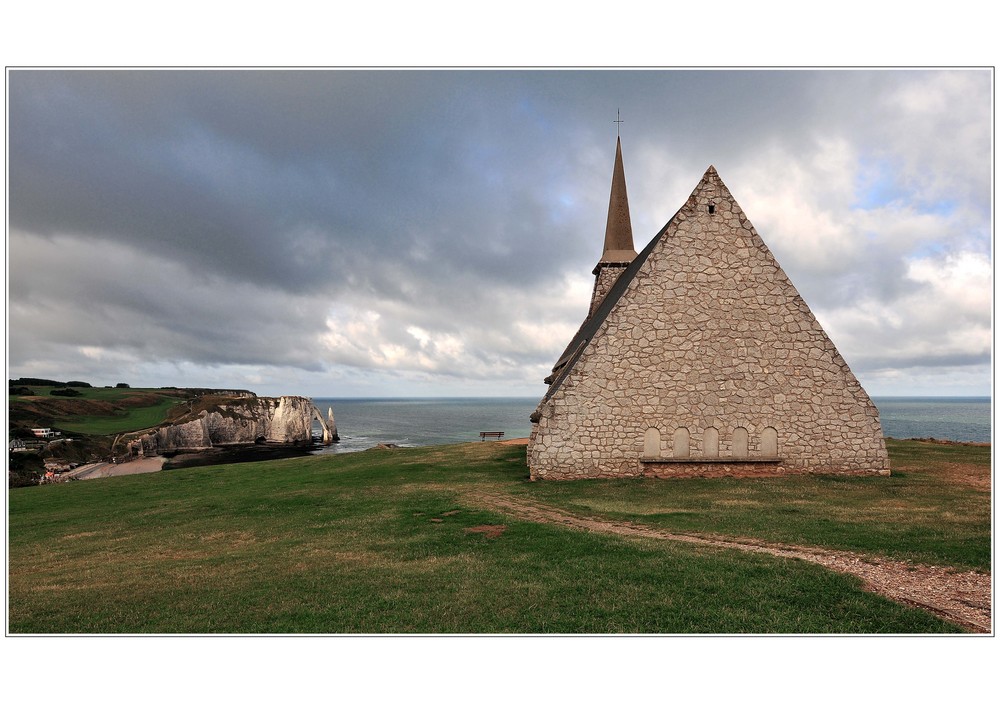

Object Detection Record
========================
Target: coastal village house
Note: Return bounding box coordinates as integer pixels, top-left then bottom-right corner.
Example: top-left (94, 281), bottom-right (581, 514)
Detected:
top-left (30, 428), bottom-right (61, 439)
top-left (527, 138), bottom-right (890, 480)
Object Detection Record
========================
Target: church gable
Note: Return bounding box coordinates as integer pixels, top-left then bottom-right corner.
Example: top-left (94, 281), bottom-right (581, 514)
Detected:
top-left (528, 165), bottom-right (889, 480)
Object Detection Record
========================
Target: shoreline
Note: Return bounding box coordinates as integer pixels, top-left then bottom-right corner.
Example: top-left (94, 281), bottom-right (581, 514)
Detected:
top-left (887, 437), bottom-right (991, 447)
top-left (69, 456), bottom-right (165, 480)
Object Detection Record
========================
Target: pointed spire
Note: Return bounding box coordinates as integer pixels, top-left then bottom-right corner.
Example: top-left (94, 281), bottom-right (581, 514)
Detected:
top-left (599, 136), bottom-right (637, 264)
top-left (588, 135), bottom-right (639, 318)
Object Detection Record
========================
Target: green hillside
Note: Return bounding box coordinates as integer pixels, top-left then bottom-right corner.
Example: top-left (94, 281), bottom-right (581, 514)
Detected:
top-left (8, 385), bottom-right (189, 435)
top-left (8, 383), bottom-right (257, 437)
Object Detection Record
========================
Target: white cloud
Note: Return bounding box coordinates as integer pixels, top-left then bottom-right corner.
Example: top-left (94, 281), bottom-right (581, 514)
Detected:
top-left (906, 251), bottom-right (991, 313)
top-left (818, 251), bottom-right (991, 379)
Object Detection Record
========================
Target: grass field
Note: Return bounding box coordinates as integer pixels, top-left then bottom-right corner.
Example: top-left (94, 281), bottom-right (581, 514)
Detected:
top-left (7, 440), bottom-right (988, 634)
top-left (10, 385), bottom-right (174, 403)
top-left (524, 439), bottom-right (991, 571)
top-left (53, 395), bottom-right (184, 435)
top-left (10, 386), bottom-right (186, 435)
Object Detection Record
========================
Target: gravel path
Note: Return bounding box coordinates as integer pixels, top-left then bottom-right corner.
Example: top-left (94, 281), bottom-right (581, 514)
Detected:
top-left (467, 491), bottom-right (992, 633)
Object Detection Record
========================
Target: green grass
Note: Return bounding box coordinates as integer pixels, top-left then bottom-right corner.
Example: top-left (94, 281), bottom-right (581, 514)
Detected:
top-left (12, 385), bottom-right (159, 402)
top-left (54, 396), bottom-right (184, 435)
top-left (523, 439), bottom-right (991, 571)
top-left (10, 386), bottom-right (186, 435)
top-left (9, 440), bottom-right (986, 634)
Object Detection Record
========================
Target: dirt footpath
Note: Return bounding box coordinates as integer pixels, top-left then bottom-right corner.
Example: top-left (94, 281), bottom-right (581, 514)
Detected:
top-left (499, 437), bottom-right (530, 445)
top-left (467, 490), bottom-right (992, 633)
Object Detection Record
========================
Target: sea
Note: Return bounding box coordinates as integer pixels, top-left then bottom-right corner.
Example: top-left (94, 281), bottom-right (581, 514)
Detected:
top-left (870, 396), bottom-right (991, 444)
top-left (310, 397), bottom-right (538, 455)
top-left (309, 395), bottom-right (992, 456)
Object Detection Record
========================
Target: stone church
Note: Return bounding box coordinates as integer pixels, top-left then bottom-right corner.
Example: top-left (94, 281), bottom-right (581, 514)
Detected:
top-left (527, 138), bottom-right (890, 480)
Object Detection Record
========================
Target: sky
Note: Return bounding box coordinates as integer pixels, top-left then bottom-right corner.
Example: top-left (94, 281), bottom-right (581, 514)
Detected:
top-left (6, 68), bottom-right (993, 398)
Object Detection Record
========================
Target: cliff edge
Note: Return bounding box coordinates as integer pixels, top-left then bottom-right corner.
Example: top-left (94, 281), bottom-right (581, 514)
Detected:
top-left (126, 395), bottom-right (335, 456)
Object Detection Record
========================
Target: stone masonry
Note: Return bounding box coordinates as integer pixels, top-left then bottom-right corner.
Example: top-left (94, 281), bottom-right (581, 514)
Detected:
top-left (528, 161), bottom-right (890, 480)
top-left (588, 262), bottom-right (629, 318)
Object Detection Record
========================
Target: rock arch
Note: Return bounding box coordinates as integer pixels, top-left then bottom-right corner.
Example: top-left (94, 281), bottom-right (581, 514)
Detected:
top-left (312, 404), bottom-right (339, 444)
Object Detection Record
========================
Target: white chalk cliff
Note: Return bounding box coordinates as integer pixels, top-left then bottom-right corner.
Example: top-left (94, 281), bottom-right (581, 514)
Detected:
top-left (128, 395), bottom-right (336, 455)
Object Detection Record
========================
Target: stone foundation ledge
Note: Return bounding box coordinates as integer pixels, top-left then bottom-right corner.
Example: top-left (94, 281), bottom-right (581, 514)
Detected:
top-left (639, 459), bottom-right (889, 479)
top-left (529, 462), bottom-right (891, 480)
top-left (640, 457), bottom-right (783, 464)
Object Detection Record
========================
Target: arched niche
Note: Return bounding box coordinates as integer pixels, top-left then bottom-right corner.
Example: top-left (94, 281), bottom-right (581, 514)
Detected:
top-left (643, 428), bottom-right (661, 458)
top-left (732, 427), bottom-right (749, 458)
top-left (703, 427), bottom-right (719, 457)
top-left (673, 427), bottom-right (690, 458)
top-left (761, 427), bottom-right (778, 458)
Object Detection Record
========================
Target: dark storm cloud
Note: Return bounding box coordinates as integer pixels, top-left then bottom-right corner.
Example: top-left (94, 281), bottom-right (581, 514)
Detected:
top-left (9, 71), bottom-right (608, 293)
top-left (7, 69), bottom-right (992, 395)
top-left (8, 233), bottom-right (328, 370)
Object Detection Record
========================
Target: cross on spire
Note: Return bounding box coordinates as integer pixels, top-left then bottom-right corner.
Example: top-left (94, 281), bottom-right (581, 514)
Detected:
top-left (613, 109), bottom-right (623, 137)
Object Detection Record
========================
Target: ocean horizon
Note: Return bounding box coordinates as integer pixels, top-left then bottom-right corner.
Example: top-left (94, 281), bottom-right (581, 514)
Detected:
top-left (308, 395), bottom-right (991, 455)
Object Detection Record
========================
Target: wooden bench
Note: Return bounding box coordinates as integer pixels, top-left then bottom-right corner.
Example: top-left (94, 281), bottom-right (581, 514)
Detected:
top-left (479, 431), bottom-right (504, 441)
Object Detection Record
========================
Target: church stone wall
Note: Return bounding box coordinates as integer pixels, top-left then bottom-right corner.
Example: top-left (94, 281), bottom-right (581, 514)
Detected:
top-left (588, 263), bottom-right (629, 317)
top-left (528, 169), bottom-right (890, 480)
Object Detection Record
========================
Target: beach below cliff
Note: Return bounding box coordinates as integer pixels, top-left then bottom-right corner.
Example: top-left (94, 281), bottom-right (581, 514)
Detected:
top-left (69, 456), bottom-right (165, 480)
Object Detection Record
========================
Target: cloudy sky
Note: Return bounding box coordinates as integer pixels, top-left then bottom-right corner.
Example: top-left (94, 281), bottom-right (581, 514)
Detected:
top-left (6, 69), bottom-right (992, 397)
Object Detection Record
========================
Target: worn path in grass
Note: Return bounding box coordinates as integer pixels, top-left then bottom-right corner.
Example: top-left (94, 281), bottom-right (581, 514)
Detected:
top-left (465, 489), bottom-right (991, 633)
